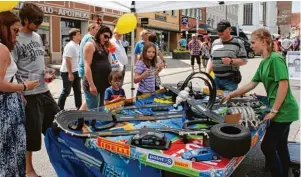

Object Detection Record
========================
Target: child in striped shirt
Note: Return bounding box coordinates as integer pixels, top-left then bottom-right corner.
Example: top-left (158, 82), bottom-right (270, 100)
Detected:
top-left (134, 43), bottom-right (158, 96)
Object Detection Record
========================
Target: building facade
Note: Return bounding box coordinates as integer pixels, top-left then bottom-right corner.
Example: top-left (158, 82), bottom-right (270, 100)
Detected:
top-left (291, 13), bottom-right (300, 38)
top-left (237, 2), bottom-right (278, 35)
top-left (14, 1), bottom-right (122, 64)
top-left (277, 1), bottom-right (292, 37)
top-left (136, 10), bottom-right (181, 52)
top-left (206, 4), bottom-right (238, 29)
top-left (180, 8), bottom-right (207, 37)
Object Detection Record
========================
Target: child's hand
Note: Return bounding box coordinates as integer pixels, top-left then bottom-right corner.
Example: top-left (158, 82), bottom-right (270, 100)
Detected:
top-left (142, 69), bottom-right (151, 78)
top-left (117, 95), bottom-right (126, 100)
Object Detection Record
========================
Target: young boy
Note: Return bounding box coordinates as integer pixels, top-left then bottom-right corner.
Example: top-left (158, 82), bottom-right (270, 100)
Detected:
top-left (104, 71), bottom-right (126, 105)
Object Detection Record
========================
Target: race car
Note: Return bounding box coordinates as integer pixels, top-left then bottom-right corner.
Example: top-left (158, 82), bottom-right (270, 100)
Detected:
top-left (132, 131), bottom-right (166, 146)
top-left (181, 148), bottom-right (221, 162)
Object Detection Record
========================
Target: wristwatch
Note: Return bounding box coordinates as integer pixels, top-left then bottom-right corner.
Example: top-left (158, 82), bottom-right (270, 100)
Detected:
top-left (229, 58), bottom-right (233, 65)
top-left (270, 108), bottom-right (279, 114)
top-left (22, 83), bottom-right (27, 91)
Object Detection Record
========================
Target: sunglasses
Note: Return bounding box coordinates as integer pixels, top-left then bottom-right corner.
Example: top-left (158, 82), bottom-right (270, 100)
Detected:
top-left (30, 18), bottom-right (43, 25)
top-left (12, 28), bottom-right (19, 34)
top-left (217, 25), bottom-right (230, 33)
top-left (104, 34), bottom-right (111, 40)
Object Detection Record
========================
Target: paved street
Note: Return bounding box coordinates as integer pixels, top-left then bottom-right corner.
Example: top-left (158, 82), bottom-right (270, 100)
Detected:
top-left (33, 57), bottom-right (300, 177)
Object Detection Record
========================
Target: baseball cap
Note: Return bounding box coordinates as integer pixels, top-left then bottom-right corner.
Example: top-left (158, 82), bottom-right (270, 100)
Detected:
top-left (217, 20), bottom-right (231, 32)
top-left (192, 34), bottom-right (196, 37)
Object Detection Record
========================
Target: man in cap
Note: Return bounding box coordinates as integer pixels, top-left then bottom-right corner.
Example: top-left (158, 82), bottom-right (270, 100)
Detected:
top-left (187, 34), bottom-right (202, 72)
top-left (206, 20), bottom-right (247, 91)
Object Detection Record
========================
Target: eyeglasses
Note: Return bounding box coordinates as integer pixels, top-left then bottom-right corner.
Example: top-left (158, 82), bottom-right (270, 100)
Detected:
top-left (12, 28), bottom-right (19, 34)
top-left (104, 34), bottom-right (111, 40)
top-left (30, 18), bottom-right (43, 25)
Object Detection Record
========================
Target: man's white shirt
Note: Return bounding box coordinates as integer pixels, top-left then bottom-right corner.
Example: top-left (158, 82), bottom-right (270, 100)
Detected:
top-left (110, 37), bottom-right (128, 71)
top-left (60, 40), bottom-right (80, 72)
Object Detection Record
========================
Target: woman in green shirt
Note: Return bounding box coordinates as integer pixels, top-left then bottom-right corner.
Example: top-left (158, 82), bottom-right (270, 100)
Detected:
top-left (221, 28), bottom-right (299, 177)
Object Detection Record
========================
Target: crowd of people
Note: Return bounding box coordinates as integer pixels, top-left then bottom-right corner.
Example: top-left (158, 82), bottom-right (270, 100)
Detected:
top-left (274, 35), bottom-right (300, 58)
top-left (0, 2), bottom-right (299, 177)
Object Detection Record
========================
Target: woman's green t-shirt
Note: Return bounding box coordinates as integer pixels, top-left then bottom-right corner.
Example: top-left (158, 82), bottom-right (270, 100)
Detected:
top-left (252, 52), bottom-right (299, 122)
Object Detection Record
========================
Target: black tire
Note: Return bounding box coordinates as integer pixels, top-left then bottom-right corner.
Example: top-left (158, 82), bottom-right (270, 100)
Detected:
top-left (247, 51), bottom-right (255, 58)
top-left (134, 140), bottom-right (139, 145)
top-left (210, 123), bottom-right (251, 158)
top-left (191, 157), bottom-right (196, 162)
top-left (212, 155), bottom-right (218, 160)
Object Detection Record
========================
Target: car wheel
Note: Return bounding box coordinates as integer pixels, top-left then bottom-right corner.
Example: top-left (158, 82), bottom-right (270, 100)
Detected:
top-left (155, 141), bottom-right (160, 146)
top-left (191, 158), bottom-right (197, 162)
top-left (248, 51), bottom-right (255, 58)
top-left (134, 140), bottom-right (139, 145)
top-left (212, 155), bottom-right (218, 160)
top-left (210, 123), bottom-right (251, 158)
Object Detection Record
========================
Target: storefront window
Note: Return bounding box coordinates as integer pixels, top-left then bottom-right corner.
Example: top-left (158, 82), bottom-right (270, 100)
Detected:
top-left (37, 16), bottom-right (50, 56)
top-left (37, 25), bottom-right (50, 56)
top-left (61, 18), bottom-right (81, 51)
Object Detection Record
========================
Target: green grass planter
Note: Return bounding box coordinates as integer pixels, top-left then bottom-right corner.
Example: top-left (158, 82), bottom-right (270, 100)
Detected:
top-left (172, 48), bottom-right (190, 60)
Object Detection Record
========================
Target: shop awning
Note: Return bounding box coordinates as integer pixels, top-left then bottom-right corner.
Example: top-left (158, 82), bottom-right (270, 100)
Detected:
top-left (74, 1), bottom-right (241, 13)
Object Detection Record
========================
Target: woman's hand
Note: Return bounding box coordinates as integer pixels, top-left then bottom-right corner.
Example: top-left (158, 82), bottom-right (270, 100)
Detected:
top-left (90, 85), bottom-right (98, 96)
top-left (220, 94), bottom-right (232, 104)
top-left (24, 80), bottom-right (40, 91)
top-left (264, 112), bottom-right (277, 120)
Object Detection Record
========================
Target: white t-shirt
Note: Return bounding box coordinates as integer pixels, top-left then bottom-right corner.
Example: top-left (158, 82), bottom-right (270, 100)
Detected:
top-left (60, 40), bottom-right (80, 72)
top-left (1, 43), bottom-right (18, 82)
top-left (110, 38), bottom-right (128, 71)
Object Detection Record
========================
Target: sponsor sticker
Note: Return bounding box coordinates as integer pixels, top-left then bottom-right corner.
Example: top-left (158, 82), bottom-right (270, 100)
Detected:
top-left (147, 153), bottom-right (173, 167)
top-left (174, 160), bottom-right (190, 168)
top-left (97, 137), bottom-right (130, 157)
top-left (251, 133), bottom-right (259, 148)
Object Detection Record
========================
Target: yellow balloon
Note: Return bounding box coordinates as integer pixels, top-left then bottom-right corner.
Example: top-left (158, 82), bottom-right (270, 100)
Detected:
top-left (0, 1), bottom-right (19, 13)
top-left (116, 13), bottom-right (137, 34)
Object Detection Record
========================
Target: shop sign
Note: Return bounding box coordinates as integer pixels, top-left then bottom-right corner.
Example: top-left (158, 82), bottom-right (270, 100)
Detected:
top-left (16, 2), bottom-right (90, 19)
top-left (155, 14), bottom-right (166, 22)
top-left (182, 17), bottom-right (188, 25)
top-left (147, 152), bottom-right (173, 167)
top-left (97, 137), bottom-right (131, 157)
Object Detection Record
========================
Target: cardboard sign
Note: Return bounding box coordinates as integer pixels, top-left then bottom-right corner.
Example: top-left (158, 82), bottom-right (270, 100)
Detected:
top-left (287, 51), bottom-right (301, 81)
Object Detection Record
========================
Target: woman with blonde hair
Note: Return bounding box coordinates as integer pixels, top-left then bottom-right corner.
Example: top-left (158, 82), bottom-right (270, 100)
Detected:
top-left (221, 28), bottom-right (299, 177)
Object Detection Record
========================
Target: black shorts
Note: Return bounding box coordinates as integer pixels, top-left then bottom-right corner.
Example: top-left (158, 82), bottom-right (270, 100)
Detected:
top-left (24, 91), bottom-right (60, 151)
top-left (191, 55), bottom-right (201, 65)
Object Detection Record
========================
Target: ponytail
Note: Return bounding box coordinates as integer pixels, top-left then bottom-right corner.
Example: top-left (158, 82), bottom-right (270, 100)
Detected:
top-left (251, 28), bottom-right (275, 54)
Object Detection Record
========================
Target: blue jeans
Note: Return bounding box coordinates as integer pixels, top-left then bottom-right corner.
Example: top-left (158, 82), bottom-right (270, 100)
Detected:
top-left (214, 77), bottom-right (238, 91)
top-left (58, 71), bottom-right (82, 110)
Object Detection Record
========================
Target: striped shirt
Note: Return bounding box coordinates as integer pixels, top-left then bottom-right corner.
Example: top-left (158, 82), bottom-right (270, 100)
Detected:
top-left (210, 37), bottom-right (247, 78)
top-left (135, 60), bottom-right (155, 94)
